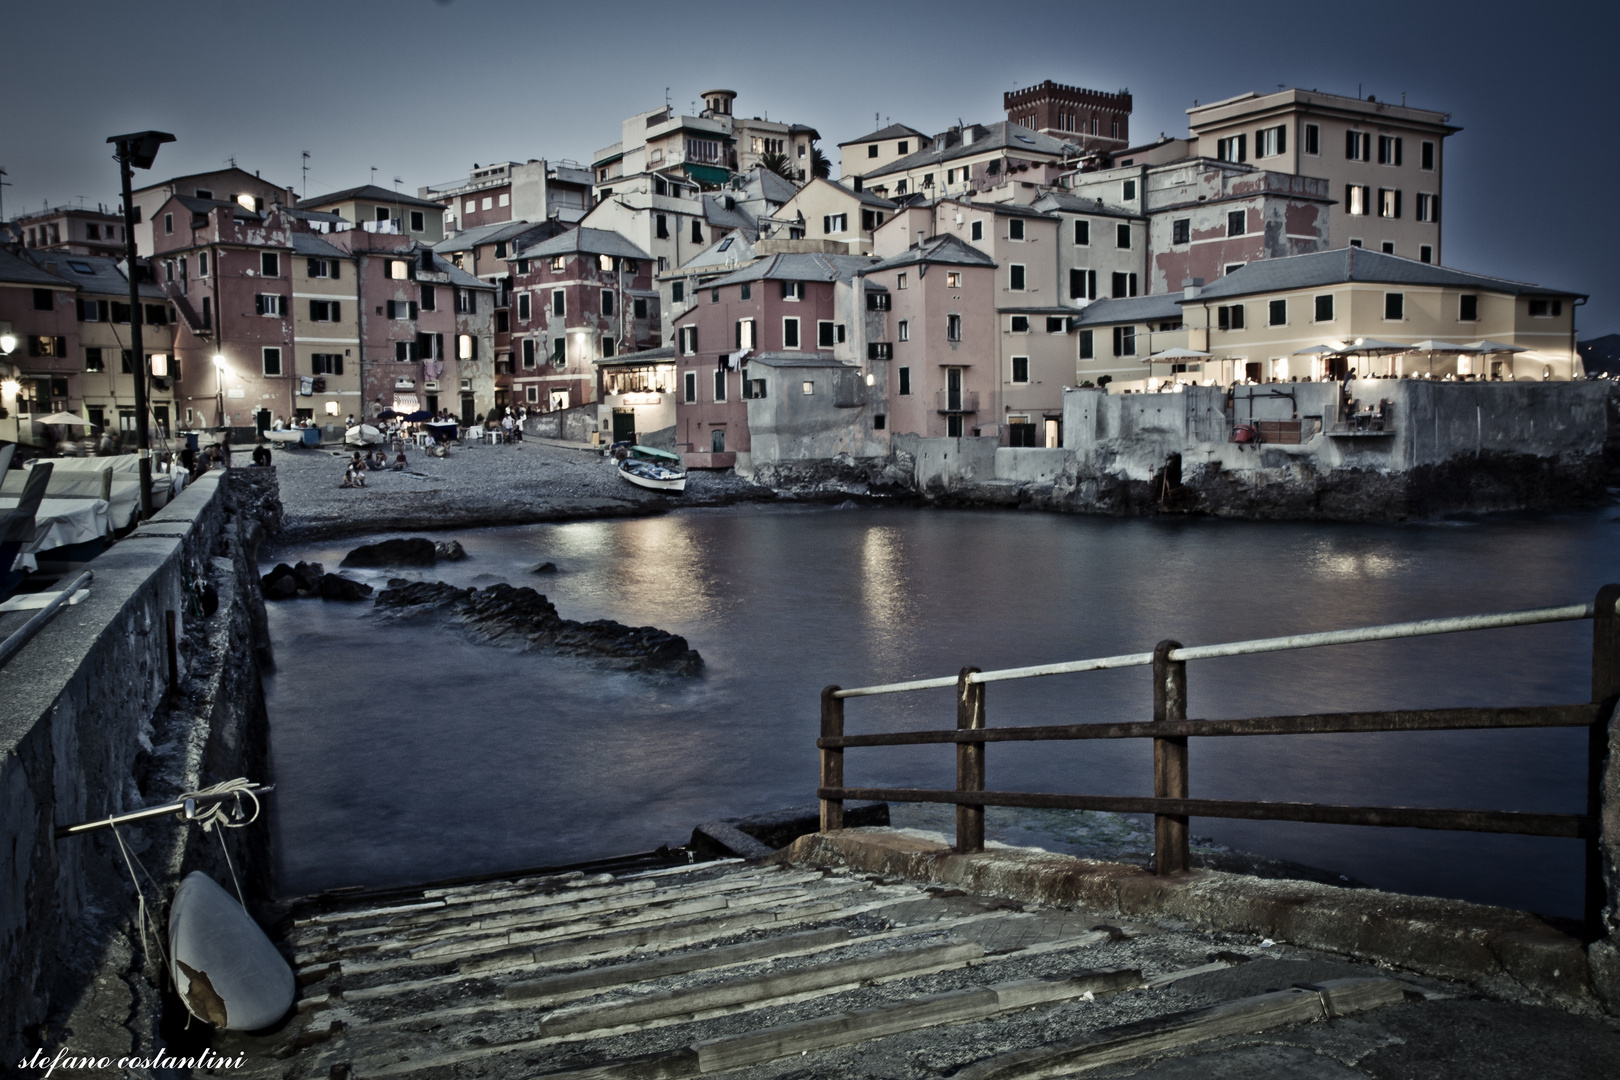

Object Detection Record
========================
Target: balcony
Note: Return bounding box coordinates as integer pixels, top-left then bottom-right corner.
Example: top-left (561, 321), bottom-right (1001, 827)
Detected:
top-left (936, 390), bottom-right (979, 414)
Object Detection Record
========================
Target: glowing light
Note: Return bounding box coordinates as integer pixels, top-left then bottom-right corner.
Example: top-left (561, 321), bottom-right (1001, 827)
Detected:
top-left (1, 379), bottom-right (18, 398)
top-left (212, 354), bottom-right (228, 370)
top-left (149, 353), bottom-right (168, 377)
top-left (0, 334), bottom-right (16, 355)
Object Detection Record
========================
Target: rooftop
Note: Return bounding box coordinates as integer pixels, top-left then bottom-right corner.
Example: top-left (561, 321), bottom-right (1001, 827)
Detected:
top-left (864, 234), bottom-right (996, 274)
top-left (704, 251), bottom-right (877, 289)
top-left (1191, 248), bottom-right (1580, 302)
top-left (513, 227), bottom-right (653, 263)
top-left (1072, 293), bottom-right (1186, 327)
top-left (299, 184), bottom-right (446, 211)
top-left (837, 122), bottom-right (929, 147)
top-left (861, 122), bottom-right (1077, 181)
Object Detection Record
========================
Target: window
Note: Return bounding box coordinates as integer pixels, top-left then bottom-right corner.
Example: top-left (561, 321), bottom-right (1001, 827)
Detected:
top-left (307, 258), bottom-right (336, 279)
top-left (31, 288), bottom-right (54, 311)
top-left (1304, 123), bottom-right (1320, 155)
top-left (309, 299), bottom-right (341, 322)
top-left (1217, 304), bottom-right (1245, 330)
top-left (526, 385), bottom-right (539, 404)
top-left (1384, 292), bottom-right (1405, 320)
top-left (971, 220), bottom-right (984, 241)
top-left (895, 273), bottom-right (908, 291)
top-left (1256, 124), bottom-right (1286, 157)
top-left (713, 366), bottom-right (726, 402)
top-left (1116, 223), bottom-right (1131, 248)
top-left (801, 381), bottom-right (814, 396)
top-left (457, 288), bottom-right (476, 314)
top-left (679, 325), bottom-right (699, 355)
top-left (263, 347), bottom-right (282, 376)
top-left (601, 289), bottom-right (615, 316)
top-left (1109, 272), bottom-right (1137, 298)
top-left (1078, 330), bottom-right (1094, 359)
top-left (1459, 294), bottom-right (1479, 321)
top-left (1314, 295), bottom-right (1334, 321)
top-left (739, 282), bottom-right (750, 300)
top-left (1421, 141), bottom-right (1436, 171)
top-left (1379, 189), bottom-right (1402, 219)
top-left (1047, 316), bottom-right (1067, 334)
top-left (1111, 325), bottom-right (1136, 356)
top-left (1346, 131), bottom-right (1372, 161)
top-left (389, 259), bottom-right (408, 280)
top-left (550, 255), bottom-right (566, 273)
top-left (946, 314), bottom-right (961, 341)
top-left (868, 342), bottom-right (892, 360)
top-left (823, 213), bottom-right (848, 234)
top-left (711, 288), bottom-right (720, 303)
top-left (255, 293), bottom-right (286, 316)
top-left (783, 316), bottom-right (801, 349)
top-left (517, 292), bottom-right (531, 321)
top-left (1381, 242), bottom-right (1395, 254)
top-left (1420, 245), bottom-right (1433, 264)
top-left (897, 141), bottom-right (909, 154)
top-left (633, 296), bottom-right (647, 318)
top-left (410, 210), bottom-right (425, 232)
top-left (1528, 299), bottom-right (1563, 318)
top-left (781, 281), bottom-right (803, 300)
top-left (1072, 219), bottom-right (1089, 245)
top-left (1268, 299), bottom-right (1287, 326)
top-left (1346, 185), bottom-right (1370, 216)
top-left (552, 338), bottom-right (566, 365)
top-left (256, 251), bottom-right (279, 277)
top-left (163, 212), bottom-right (173, 234)
top-left (1216, 135), bottom-right (1247, 162)
top-left (1010, 315), bottom-right (1029, 333)
top-left (866, 292), bottom-right (890, 311)
top-left (1008, 218), bottom-right (1025, 241)
top-left (1070, 268), bottom-right (1097, 300)
top-left (1011, 356), bottom-right (1029, 383)
top-left (311, 353), bottom-right (344, 375)
top-left (672, 281), bottom-right (685, 303)
top-left (420, 284), bottom-right (435, 311)
top-left (946, 271), bottom-right (962, 288)
top-left (1009, 264), bottom-right (1025, 291)
top-left (861, 208), bottom-right (883, 231)
top-left (898, 367), bottom-right (911, 394)
top-left (1349, 239), bottom-right (1363, 248)
top-left (873, 414), bottom-right (885, 430)
top-left (551, 289), bottom-right (565, 316)
top-left (201, 297), bottom-right (211, 329)
top-left (818, 320), bottom-right (835, 348)
top-left (1122, 179), bottom-right (1136, 201)
top-left (85, 347), bottom-right (104, 372)
top-left (1416, 193), bottom-right (1439, 222)
top-left (736, 318), bottom-right (756, 349)
top-left (1377, 136), bottom-right (1402, 166)
top-left (1172, 218), bottom-right (1190, 245)
top-left (897, 319), bottom-right (910, 341)
top-left (868, 144), bottom-right (879, 158)
top-left (691, 219), bottom-right (703, 244)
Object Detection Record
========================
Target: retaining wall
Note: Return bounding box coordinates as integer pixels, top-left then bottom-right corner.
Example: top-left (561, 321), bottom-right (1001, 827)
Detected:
top-left (0, 468), bottom-right (278, 1065)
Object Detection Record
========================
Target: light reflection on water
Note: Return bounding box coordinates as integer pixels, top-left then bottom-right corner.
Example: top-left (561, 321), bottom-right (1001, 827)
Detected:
top-left (264, 505), bottom-right (1618, 917)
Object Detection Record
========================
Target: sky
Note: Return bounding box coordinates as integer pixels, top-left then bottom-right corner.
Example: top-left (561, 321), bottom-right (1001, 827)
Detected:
top-left (4, 0), bottom-right (1616, 333)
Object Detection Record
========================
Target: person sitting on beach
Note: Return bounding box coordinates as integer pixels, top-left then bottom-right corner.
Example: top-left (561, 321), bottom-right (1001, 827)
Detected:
top-left (393, 449), bottom-right (407, 471)
top-left (251, 444), bottom-right (272, 467)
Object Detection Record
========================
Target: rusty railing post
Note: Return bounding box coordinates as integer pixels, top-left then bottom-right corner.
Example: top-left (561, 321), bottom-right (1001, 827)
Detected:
top-left (1153, 640), bottom-right (1190, 874)
top-left (956, 667), bottom-right (985, 853)
top-left (820, 685), bottom-right (844, 833)
top-left (1588, 585), bottom-right (1620, 936)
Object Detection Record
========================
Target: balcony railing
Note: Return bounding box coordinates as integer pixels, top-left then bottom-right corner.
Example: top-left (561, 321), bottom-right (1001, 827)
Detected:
top-left (936, 390), bottom-right (979, 414)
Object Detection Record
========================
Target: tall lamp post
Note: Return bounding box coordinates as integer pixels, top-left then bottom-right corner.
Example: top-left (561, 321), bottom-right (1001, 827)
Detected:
top-left (108, 130), bottom-right (174, 521)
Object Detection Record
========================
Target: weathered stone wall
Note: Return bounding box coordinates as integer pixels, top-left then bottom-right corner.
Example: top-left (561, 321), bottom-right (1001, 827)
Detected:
top-left (0, 468), bottom-right (278, 1066)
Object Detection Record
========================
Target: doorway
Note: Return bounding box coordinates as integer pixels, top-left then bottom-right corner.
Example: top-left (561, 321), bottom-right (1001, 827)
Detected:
top-left (612, 408), bottom-right (636, 444)
top-left (1043, 418), bottom-right (1060, 448)
top-left (461, 393), bottom-right (476, 426)
top-left (946, 367), bottom-right (963, 412)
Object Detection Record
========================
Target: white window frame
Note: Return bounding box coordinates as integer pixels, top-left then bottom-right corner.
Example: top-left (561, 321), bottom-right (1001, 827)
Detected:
top-left (551, 288), bottom-right (565, 316)
top-left (897, 319), bottom-right (909, 342)
top-left (1383, 292), bottom-right (1405, 321)
top-left (970, 220), bottom-right (984, 242)
top-left (1009, 264), bottom-right (1026, 291)
top-left (946, 271), bottom-right (962, 288)
top-left (1010, 355), bottom-right (1030, 383)
top-left (1303, 122), bottom-right (1320, 156)
top-left (1008, 218), bottom-right (1026, 241)
top-left (1313, 294), bottom-right (1335, 323)
top-left (683, 370), bottom-right (697, 401)
top-left (262, 346), bottom-right (282, 376)
top-left (782, 316), bottom-right (801, 350)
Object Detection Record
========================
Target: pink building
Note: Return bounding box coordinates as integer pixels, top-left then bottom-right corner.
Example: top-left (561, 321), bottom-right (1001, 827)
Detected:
top-left (504, 228), bottom-right (657, 414)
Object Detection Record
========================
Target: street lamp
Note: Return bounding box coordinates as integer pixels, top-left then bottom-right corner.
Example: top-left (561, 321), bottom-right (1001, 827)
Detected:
top-left (108, 129), bottom-right (175, 521)
top-left (0, 334), bottom-right (16, 356)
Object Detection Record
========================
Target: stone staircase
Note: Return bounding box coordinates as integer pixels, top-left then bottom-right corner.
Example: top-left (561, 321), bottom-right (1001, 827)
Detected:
top-left (206, 856), bottom-right (1421, 1079)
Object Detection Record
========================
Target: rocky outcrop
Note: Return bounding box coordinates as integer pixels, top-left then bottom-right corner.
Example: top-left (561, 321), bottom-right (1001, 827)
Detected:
top-left (260, 561), bottom-right (373, 602)
top-left (340, 537), bottom-right (439, 567)
top-left (373, 580), bottom-right (703, 674)
top-left (750, 451), bottom-right (914, 500)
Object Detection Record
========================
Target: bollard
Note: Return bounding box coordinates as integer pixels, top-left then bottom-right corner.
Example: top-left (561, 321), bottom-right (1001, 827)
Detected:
top-left (820, 686), bottom-right (844, 833)
top-left (1153, 640), bottom-right (1190, 875)
top-left (956, 667), bottom-right (985, 853)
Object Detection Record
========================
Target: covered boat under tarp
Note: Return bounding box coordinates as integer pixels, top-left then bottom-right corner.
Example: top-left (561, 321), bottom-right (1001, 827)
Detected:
top-left (343, 424), bottom-right (382, 447)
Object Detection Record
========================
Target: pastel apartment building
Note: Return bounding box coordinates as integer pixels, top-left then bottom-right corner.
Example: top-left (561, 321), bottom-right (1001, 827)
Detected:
top-left (421, 159), bottom-right (593, 234)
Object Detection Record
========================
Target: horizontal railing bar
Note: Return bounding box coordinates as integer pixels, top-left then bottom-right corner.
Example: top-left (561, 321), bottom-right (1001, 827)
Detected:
top-left (831, 601), bottom-right (1601, 698)
top-left (818, 703), bottom-right (1605, 749)
top-left (820, 788), bottom-right (1596, 838)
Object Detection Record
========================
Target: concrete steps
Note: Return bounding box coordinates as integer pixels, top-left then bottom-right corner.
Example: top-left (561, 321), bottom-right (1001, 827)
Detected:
top-left (211, 858), bottom-right (1418, 1079)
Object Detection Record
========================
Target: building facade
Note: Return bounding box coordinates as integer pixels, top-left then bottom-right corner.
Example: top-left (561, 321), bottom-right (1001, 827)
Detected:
top-left (1004, 80), bottom-right (1132, 154)
top-left (421, 160), bottom-right (592, 234)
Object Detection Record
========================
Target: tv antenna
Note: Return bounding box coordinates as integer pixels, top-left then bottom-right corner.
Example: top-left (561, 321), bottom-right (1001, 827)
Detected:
top-left (301, 151), bottom-right (310, 198)
top-left (0, 168), bottom-right (9, 221)
top-left (370, 166), bottom-right (378, 185)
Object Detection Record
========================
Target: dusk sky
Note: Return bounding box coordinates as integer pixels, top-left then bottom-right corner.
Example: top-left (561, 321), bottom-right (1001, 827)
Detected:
top-left (6, 0), bottom-right (1615, 331)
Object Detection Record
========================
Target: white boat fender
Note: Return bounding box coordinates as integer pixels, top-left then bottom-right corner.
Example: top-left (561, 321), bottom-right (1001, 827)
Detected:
top-left (168, 871), bottom-right (294, 1030)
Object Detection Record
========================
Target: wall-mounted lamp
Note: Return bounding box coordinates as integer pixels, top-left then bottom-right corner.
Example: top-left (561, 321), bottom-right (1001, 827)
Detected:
top-left (0, 334), bottom-right (16, 356)
top-left (212, 354), bottom-right (228, 370)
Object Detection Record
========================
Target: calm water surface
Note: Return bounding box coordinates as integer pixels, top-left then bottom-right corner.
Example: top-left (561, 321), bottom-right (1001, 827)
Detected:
top-left (263, 505), bottom-right (1619, 917)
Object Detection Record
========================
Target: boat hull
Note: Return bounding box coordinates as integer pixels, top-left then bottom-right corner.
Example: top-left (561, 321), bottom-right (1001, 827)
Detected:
top-left (618, 460), bottom-right (687, 492)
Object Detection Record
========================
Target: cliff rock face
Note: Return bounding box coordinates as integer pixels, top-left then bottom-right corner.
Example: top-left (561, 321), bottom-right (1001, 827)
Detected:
top-left (373, 580), bottom-right (704, 674)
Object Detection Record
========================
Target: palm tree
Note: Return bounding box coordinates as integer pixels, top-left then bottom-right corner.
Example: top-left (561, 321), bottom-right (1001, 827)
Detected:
top-left (758, 151), bottom-right (795, 182)
top-left (810, 146), bottom-right (832, 180)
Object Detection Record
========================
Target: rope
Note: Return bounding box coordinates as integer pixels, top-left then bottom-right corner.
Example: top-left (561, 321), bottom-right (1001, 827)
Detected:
top-left (180, 778), bottom-right (262, 833)
top-left (109, 818), bottom-right (172, 983)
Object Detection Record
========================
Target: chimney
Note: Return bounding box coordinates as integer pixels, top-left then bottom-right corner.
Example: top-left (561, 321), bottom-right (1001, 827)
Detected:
top-left (1182, 277), bottom-right (1203, 300)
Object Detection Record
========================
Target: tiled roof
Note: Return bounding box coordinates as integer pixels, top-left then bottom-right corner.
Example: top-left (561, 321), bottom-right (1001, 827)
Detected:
top-left (299, 184), bottom-right (445, 211)
top-left (704, 252), bottom-right (877, 288)
top-left (513, 227), bottom-right (653, 263)
top-left (28, 253), bottom-right (165, 298)
top-left (1031, 191), bottom-right (1147, 221)
top-left (0, 247), bottom-right (75, 288)
top-left (837, 123), bottom-right (928, 147)
top-left (1192, 248), bottom-right (1584, 301)
top-left (863, 235), bottom-right (996, 273)
top-left (861, 122), bottom-right (1077, 180)
top-left (1071, 294), bottom-right (1186, 327)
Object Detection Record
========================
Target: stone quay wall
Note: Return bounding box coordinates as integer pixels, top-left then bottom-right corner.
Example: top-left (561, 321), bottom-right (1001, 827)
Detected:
top-left (0, 468), bottom-right (281, 1065)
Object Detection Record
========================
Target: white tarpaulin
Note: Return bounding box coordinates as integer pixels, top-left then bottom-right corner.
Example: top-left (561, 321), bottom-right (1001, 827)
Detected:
top-left (0, 496), bottom-right (111, 570)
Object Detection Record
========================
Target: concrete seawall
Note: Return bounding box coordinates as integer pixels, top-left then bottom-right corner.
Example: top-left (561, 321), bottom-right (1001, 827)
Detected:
top-left (0, 468), bottom-right (280, 1065)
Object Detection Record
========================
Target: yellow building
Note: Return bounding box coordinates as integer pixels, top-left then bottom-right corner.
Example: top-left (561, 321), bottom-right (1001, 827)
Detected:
top-left (289, 233), bottom-right (361, 422)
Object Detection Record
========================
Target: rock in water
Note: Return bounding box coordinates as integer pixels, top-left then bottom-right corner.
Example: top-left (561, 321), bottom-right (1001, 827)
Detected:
top-left (435, 540), bottom-right (468, 561)
top-left (374, 580), bottom-right (703, 674)
top-left (340, 537), bottom-right (438, 567)
top-left (260, 561), bottom-right (328, 599)
top-left (531, 561), bottom-right (559, 574)
top-left (318, 574), bottom-right (374, 601)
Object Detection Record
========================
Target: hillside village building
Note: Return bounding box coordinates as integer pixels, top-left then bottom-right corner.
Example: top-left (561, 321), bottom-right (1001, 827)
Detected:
top-left (10, 206), bottom-right (129, 258)
top-left (421, 160), bottom-right (592, 234)
top-left (128, 167), bottom-right (295, 257)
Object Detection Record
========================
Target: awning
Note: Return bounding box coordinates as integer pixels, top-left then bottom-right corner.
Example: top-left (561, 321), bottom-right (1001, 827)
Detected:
top-left (392, 393), bottom-right (421, 411)
top-left (682, 163), bottom-right (730, 186)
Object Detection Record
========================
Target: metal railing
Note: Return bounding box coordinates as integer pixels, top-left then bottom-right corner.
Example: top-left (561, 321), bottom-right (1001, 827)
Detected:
top-left (817, 586), bottom-right (1620, 931)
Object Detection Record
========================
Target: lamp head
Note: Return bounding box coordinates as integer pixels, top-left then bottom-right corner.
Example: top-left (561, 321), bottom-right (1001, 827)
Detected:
top-left (0, 333), bottom-right (15, 356)
top-left (107, 130), bottom-right (176, 171)
top-left (212, 354), bottom-right (227, 370)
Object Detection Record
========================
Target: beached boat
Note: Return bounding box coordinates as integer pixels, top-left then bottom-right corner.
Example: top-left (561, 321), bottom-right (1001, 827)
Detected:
top-left (618, 447), bottom-right (687, 493)
top-left (343, 424), bottom-right (381, 447)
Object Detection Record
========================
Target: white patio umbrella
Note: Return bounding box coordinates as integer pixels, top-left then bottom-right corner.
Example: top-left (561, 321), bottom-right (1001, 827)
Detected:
top-left (1403, 340), bottom-right (1485, 378)
top-left (1141, 347), bottom-right (1212, 363)
top-left (1291, 343), bottom-right (1345, 356)
top-left (33, 411), bottom-right (92, 426)
top-left (1463, 341), bottom-right (1528, 354)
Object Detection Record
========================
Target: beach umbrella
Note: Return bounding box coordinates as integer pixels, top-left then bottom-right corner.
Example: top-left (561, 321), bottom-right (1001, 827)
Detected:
top-left (403, 410), bottom-right (433, 422)
top-left (1140, 347), bottom-right (1212, 363)
top-left (1291, 343), bottom-right (1345, 356)
top-left (375, 408), bottom-right (399, 420)
top-left (1463, 341), bottom-right (1528, 354)
top-left (1403, 341), bottom-right (1485, 378)
top-left (34, 411), bottom-right (92, 426)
